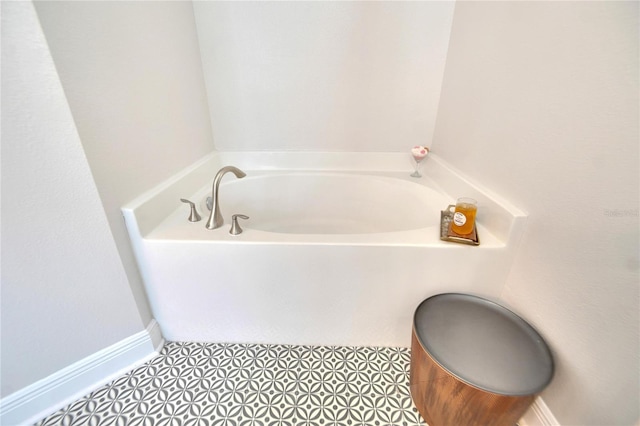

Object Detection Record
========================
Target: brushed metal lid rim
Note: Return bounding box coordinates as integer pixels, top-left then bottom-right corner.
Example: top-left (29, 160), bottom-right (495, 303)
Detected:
top-left (413, 293), bottom-right (554, 396)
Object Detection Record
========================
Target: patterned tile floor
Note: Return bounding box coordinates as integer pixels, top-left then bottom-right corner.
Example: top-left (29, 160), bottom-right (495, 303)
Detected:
top-left (37, 342), bottom-right (427, 426)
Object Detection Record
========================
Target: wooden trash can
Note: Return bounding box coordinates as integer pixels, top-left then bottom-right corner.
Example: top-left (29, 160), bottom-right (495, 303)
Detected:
top-left (410, 293), bottom-right (553, 426)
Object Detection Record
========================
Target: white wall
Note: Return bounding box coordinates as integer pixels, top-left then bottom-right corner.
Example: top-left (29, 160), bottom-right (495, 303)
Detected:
top-left (1, 1), bottom-right (145, 397)
top-left (33, 0), bottom-right (215, 324)
top-left (2, 0), bottom-right (214, 402)
top-left (194, 1), bottom-right (453, 152)
top-left (433, 2), bottom-right (639, 425)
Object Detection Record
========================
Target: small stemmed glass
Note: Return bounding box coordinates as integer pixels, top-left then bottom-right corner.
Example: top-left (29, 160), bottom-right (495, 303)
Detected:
top-left (410, 146), bottom-right (429, 178)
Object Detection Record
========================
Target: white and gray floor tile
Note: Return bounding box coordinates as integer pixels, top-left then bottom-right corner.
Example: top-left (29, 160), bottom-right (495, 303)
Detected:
top-left (36, 342), bottom-right (427, 426)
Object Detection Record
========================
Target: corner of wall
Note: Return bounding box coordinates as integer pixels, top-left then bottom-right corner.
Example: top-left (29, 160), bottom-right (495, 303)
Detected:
top-left (0, 320), bottom-right (164, 426)
top-left (519, 397), bottom-right (560, 426)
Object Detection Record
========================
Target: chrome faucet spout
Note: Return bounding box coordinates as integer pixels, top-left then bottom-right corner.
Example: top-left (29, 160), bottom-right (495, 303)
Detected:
top-left (206, 166), bottom-right (246, 230)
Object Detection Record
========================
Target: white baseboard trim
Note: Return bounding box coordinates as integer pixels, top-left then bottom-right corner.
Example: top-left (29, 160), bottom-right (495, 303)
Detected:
top-left (519, 396), bottom-right (560, 426)
top-left (0, 320), bottom-right (164, 426)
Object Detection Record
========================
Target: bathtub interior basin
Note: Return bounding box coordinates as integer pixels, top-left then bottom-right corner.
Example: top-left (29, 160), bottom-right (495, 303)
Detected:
top-left (199, 172), bottom-right (449, 235)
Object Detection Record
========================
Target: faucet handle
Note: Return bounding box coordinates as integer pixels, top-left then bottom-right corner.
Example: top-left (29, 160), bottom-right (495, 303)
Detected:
top-left (229, 214), bottom-right (249, 235)
top-left (180, 198), bottom-right (202, 222)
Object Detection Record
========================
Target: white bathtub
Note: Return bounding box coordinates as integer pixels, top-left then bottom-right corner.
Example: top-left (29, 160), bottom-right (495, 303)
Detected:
top-left (124, 152), bottom-right (526, 347)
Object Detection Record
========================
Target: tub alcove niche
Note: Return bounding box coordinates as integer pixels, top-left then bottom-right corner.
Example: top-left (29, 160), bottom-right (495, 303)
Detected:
top-left (122, 1), bottom-right (527, 347)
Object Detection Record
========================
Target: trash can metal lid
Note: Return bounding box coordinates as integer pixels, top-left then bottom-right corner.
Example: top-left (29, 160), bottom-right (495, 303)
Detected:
top-left (413, 293), bottom-right (554, 396)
